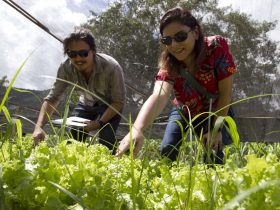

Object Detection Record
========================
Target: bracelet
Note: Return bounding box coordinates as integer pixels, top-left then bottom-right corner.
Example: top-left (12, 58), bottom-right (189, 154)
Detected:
top-left (97, 119), bottom-right (106, 128)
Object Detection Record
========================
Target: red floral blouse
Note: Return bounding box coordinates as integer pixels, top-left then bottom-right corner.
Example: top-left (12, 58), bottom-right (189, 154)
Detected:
top-left (155, 35), bottom-right (237, 117)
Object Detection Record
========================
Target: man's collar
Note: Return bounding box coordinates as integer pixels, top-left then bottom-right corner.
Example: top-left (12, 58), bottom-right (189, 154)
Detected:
top-left (93, 53), bottom-right (102, 74)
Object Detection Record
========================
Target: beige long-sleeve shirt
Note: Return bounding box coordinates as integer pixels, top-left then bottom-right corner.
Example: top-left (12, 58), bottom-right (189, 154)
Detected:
top-left (45, 53), bottom-right (126, 107)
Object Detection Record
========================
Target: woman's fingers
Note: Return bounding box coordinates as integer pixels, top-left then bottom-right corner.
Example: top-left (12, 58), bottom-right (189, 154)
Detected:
top-left (133, 138), bottom-right (144, 157)
top-left (202, 131), bottom-right (223, 152)
top-left (115, 132), bottom-right (144, 158)
top-left (115, 137), bottom-right (130, 157)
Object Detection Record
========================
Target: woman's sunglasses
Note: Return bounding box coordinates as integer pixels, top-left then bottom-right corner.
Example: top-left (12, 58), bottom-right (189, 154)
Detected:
top-left (160, 30), bottom-right (192, 45)
top-left (67, 49), bottom-right (91, 58)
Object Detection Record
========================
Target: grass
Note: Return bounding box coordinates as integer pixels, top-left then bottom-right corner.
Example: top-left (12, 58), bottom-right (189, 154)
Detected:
top-left (1, 131), bottom-right (280, 209)
top-left (1, 56), bottom-right (280, 209)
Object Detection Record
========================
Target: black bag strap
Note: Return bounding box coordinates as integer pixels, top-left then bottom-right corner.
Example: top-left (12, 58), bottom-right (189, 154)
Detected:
top-left (179, 68), bottom-right (236, 119)
top-left (179, 69), bottom-right (219, 100)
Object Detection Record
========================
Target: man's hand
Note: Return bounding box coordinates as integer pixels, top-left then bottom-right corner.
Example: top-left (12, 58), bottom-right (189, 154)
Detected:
top-left (115, 129), bottom-right (144, 158)
top-left (202, 130), bottom-right (223, 152)
top-left (85, 120), bottom-right (100, 131)
top-left (32, 126), bottom-right (45, 146)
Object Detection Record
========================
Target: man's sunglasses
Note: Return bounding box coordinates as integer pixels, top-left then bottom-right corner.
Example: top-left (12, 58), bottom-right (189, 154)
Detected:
top-left (160, 30), bottom-right (192, 45)
top-left (67, 49), bottom-right (91, 58)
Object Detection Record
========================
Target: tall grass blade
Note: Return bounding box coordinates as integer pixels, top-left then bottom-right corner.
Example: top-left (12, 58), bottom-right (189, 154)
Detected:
top-left (185, 141), bottom-right (202, 209)
top-left (48, 180), bottom-right (89, 210)
top-left (224, 116), bottom-right (240, 149)
top-left (266, 130), bottom-right (280, 135)
top-left (129, 115), bottom-right (136, 210)
top-left (14, 119), bottom-right (22, 140)
top-left (59, 85), bottom-right (76, 143)
top-left (0, 54), bottom-right (32, 157)
top-left (40, 75), bottom-right (128, 123)
top-left (0, 54), bottom-right (33, 112)
top-left (222, 179), bottom-right (280, 210)
top-left (1, 106), bottom-right (11, 122)
top-left (13, 88), bottom-right (43, 103)
top-left (210, 173), bottom-right (219, 210)
top-left (0, 166), bottom-right (6, 210)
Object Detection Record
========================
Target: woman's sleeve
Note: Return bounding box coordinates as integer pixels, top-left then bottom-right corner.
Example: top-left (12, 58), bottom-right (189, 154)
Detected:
top-left (213, 36), bottom-right (237, 81)
top-left (155, 68), bottom-right (175, 85)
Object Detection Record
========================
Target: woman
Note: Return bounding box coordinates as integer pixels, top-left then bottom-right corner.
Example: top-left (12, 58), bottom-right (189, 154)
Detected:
top-left (116, 7), bottom-right (237, 163)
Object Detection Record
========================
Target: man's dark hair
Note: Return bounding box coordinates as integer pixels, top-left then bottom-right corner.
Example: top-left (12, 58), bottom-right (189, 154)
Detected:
top-left (63, 27), bottom-right (96, 54)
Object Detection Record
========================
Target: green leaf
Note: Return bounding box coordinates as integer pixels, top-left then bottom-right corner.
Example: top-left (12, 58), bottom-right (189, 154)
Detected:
top-left (222, 179), bottom-right (280, 210)
top-left (48, 180), bottom-right (89, 210)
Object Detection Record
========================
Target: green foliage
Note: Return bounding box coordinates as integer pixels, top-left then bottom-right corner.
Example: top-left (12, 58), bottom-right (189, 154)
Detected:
top-left (83, 0), bottom-right (280, 115)
top-left (1, 2), bottom-right (280, 209)
top-left (1, 135), bottom-right (280, 209)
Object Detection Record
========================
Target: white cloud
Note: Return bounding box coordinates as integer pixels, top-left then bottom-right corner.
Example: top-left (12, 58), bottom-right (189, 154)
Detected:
top-left (0, 0), bottom-right (105, 90)
top-left (0, 0), bottom-right (279, 91)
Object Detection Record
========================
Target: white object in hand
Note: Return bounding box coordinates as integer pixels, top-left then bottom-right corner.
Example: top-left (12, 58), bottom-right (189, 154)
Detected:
top-left (51, 116), bottom-right (90, 127)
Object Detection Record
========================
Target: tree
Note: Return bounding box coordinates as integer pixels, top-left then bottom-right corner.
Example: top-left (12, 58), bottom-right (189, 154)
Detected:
top-left (200, 5), bottom-right (280, 114)
top-left (83, 0), bottom-right (280, 117)
top-left (0, 76), bottom-right (8, 87)
top-left (85, 0), bottom-right (163, 112)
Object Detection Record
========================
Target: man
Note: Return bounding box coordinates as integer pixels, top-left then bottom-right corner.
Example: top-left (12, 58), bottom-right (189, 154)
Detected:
top-left (32, 27), bottom-right (126, 151)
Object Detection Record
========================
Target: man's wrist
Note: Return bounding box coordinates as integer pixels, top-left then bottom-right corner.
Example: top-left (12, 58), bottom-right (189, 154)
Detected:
top-left (97, 119), bottom-right (105, 128)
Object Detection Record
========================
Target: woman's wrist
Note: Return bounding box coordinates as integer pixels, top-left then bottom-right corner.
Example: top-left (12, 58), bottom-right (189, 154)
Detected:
top-left (210, 126), bottom-right (222, 132)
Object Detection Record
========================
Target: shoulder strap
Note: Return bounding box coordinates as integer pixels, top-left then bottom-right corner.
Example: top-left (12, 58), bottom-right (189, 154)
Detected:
top-left (179, 69), bottom-right (219, 100)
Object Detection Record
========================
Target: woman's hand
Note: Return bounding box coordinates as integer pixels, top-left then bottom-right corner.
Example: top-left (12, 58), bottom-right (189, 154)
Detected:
top-left (32, 126), bottom-right (46, 146)
top-left (115, 128), bottom-right (144, 158)
top-left (202, 130), bottom-right (223, 152)
top-left (115, 81), bottom-right (171, 158)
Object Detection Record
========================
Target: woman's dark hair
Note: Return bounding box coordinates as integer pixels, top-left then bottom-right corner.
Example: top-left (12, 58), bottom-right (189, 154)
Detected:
top-left (158, 7), bottom-right (205, 74)
top-left (63, 27), bottom-right (96, 55)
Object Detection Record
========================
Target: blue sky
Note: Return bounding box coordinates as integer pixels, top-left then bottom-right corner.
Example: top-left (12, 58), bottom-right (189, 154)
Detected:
top-left (0, 0), bottom-right (279, 90)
